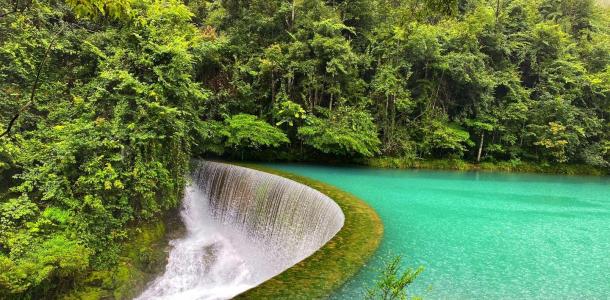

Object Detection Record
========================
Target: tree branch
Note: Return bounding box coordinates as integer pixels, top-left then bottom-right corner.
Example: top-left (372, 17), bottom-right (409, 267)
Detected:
top-left (0, 25), bottom-right (64, 139)
top-left (0, 0), bottom-right (32, 19)
top-left (0, 10), bottom-right (18, 19)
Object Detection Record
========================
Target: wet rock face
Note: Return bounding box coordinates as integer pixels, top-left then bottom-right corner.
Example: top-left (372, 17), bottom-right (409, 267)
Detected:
top-left (137, 161), bottom-right (344, 300)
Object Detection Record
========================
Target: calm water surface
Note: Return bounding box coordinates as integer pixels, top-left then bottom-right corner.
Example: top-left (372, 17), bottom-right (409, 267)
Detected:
top-left (266, 164), bottom-right (610, 299)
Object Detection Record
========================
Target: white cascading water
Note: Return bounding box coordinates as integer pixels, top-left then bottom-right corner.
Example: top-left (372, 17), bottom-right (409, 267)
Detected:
top-left (136, 161), bottom-right (345, 300)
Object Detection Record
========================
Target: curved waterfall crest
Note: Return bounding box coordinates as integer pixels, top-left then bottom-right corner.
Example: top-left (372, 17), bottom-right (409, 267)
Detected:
top-left (137, 161), bottom-right (345, 300)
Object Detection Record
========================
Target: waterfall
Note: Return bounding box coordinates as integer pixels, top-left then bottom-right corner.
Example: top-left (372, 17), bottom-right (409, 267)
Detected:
top-left (136, 161), bottom-right (345, 300)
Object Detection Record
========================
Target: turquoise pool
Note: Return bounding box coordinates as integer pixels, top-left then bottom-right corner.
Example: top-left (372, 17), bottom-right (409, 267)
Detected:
top-left (266, 164), bottom-right (610, 299)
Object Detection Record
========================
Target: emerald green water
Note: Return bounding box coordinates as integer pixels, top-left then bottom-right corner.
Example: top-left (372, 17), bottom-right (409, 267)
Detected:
top-left (266, 164), bottom-right (610, 299)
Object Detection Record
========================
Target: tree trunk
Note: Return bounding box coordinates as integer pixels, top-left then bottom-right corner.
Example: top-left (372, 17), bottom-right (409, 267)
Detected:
top-left (385, 95), bottom-right (389, 143)
top-left (477, 132), bottom-right (485, 163)
top-left (291, 0), bottom-right (296, 28)
top-left (390, 94), bottom-right (396, 143)
top-left (271, 72), bottom-right (275, 102)
top-left (1, 25), bottom-right (64, 138)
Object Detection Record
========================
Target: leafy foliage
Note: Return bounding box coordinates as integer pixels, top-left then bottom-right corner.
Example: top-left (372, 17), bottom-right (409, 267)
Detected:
top-left (222, 114), bottom-right (289, 152)
top-left (299, 107), bottom-right (381, 157)
top-left (365, 255), bottom-right (424, 300)
top-left (0, 0), bottom-right (204, 297)
top-left (65, 0), bottom-right (133, 19)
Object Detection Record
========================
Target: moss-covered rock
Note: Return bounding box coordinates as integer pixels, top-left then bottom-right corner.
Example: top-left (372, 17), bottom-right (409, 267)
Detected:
top-left (61, 213), bottom-right (182, 300)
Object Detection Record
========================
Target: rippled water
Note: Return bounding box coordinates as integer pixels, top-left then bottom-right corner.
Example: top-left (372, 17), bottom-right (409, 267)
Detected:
top-left (266, 164), bottom-right (610, 299)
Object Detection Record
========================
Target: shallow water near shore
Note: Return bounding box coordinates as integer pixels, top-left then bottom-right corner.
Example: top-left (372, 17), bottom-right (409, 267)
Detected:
top-left (266, 164), bottom-right (610, 299)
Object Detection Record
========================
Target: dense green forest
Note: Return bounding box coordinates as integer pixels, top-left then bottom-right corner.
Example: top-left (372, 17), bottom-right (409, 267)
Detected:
top-left (0, 0), bottom-right (609, 298)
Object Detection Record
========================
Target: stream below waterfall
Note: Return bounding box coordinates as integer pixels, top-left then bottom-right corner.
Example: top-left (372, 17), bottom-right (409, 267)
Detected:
top-left (135, 185), bottom-right (260, 300)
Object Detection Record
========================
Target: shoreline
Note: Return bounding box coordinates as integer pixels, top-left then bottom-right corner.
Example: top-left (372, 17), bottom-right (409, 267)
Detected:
top-left (362, 158), bottom-right (608, 176)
